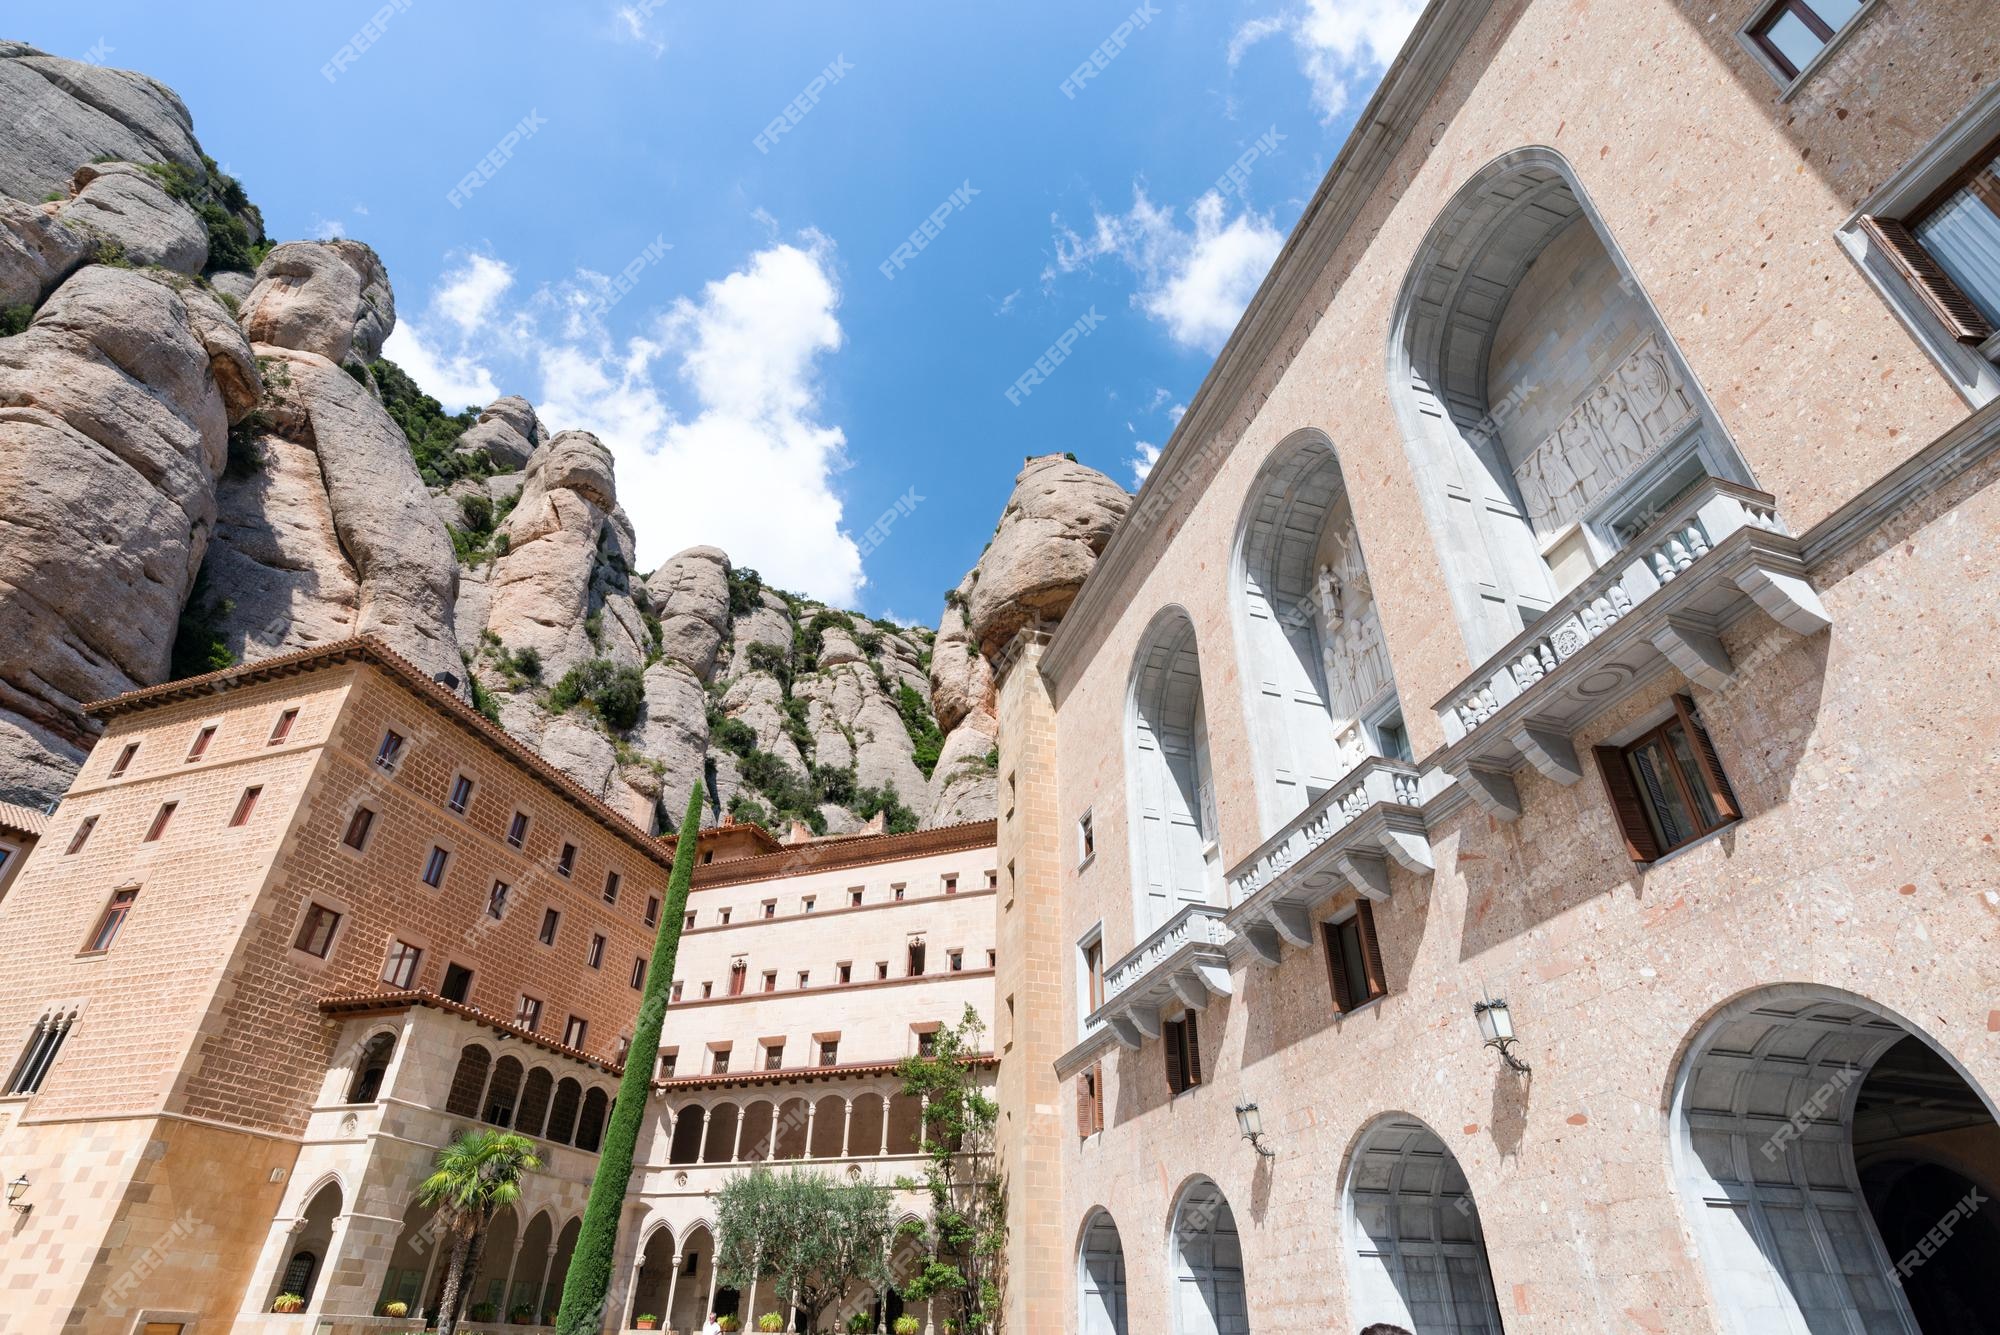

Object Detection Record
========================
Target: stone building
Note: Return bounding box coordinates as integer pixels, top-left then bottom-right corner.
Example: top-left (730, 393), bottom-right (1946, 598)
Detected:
top-left (0, 637), bottom-right (994, 1334)
top-left (986, 2), bottom-right (2000, 1334)
top-left (0, 799), bottom-right (43, 903)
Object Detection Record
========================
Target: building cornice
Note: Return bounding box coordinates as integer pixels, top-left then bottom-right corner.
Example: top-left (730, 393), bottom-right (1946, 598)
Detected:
top-left (690, 820), bottom-right (997, 889)
top-left (319, 986), bottom-right (624, 1075)
top-left (1040, 0), bottom-right (1494, 691)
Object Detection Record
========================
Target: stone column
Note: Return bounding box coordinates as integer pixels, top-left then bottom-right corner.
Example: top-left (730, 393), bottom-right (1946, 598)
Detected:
top-left (619, 1251), bottom-right (646, 1333)
top-left (803, 1102), bottom-right (818, 1159)
top-left (499, 1237), bottom-right (525, 1318)
top-left (840, 1097), bottom-right (854, 1158)
top-left (878, 1096), bottom-right (890, 1157)
top-left (731, 1109), bottom-right (746, 1163)
top-left (239, 1216), bottom-right (307, 1319)
top-left (531, 1246), bottom-right (557, 1323)
top-left (742, 1245), bottom-right (763, 1328)
top-left (704, 1251), bottom-right (722, 1322)
top-left (694, 1106), bottom-right (712, 1164)
top-left (663, 1254), bottom-right (684, 1334)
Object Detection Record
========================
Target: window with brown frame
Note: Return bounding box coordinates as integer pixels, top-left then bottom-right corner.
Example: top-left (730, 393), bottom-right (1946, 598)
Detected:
top-left (342, 806), bottom-right (375, 851)
top-left (729, 960), bottom-right (747, 996)
top-left (587, 932), bottom-right (605, 969)
top-left (382, 940), bottom-right (422, 988)
top-left (602, 869), bottom-right (621, 904)
top-left (1077, 1061), bottom-right (1106, 1137)
top-left (506, 810), bottom-right (530, 849)
top-left (556, 842), bottom-right (577, 878)
top-left (1323, 901), bottom-right (1388, 1014)
top-left (228, 786), bottom-right (261, 827)
top-left (65, 815), bottom-right (97, 855)
top-left (1861, 137), bottom-right (2000, 347)
top-left (374, 729), bottom-right (405, 770)
top-left (1163, 1014), bottom-right (1201, 1095)
top-left (85, 887), bottom-right (138, 953)
top-left (1595, 694), bottom-right (1741, 861)
top-left (516, 995), bottom-right (543, 1032)
top-left (448, 773), bottom-right (475, 815)
top-left (563, 1015), bottom-right (587, 1048)
top-left (269, 708), bottom-right (298, 744)
top-left (764, 1042), bottom-right (784, 1069)
top-left (144, 802), bottom-right (176, 843)
top-left (110, 743), bottom-right (138, 778)
top-left (294, 903), bottom-right (342, 958)
top-left (422, 845), bottom-right (450, 889)
top-left (186, 725), bottom-right (216, 761)
top-left (1748, 0), bottom-right (1863, 81)
top-left (538, 906), bottom-right (561, 946)
top-left (819, 1039), bottom-right (839, 1066)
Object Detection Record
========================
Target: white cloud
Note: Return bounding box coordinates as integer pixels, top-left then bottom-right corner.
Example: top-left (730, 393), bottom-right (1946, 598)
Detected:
top-left (1232, 0), bottom-right (1423, 122)
top-left (387, 232), bottom-right (865, 605)
top-left (1168, 401), bottom-right (1187, 424)
top-left (380, 321), bottom-right (501, 411)
top-left (1129, 442), bottom-right (1161, 486)
top-left (614, 3), bottom-right (668, 57)
top-left (310, 215), bottom-right (346, 240)
top-left (1052, 187), bottom-right (1283, 352)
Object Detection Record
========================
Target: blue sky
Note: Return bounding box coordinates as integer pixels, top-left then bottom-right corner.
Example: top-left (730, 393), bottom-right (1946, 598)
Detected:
top-left (22, 1), bottom-right (1421, 621)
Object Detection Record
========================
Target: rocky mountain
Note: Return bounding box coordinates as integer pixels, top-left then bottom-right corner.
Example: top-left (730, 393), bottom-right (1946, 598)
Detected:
top-left (0, 40), bottom-right (1129, 836)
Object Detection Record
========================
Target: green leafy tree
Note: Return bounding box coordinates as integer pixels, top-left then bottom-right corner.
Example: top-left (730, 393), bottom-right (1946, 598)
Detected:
top-left (714, 1167), bottom-right (897, 1332)
top-left (556, 785), bottom-right (705, 1335)
top-left (417, 1130), bottom-right (543, 1335)
top-left (893, 1006), bottom-right (1003, 1332)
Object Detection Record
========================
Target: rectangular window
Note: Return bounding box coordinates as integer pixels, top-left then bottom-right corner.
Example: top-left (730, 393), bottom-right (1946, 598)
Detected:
top-left (632, 958), bottom-right (649, 990)
top-left (1748, 0), bottom-right (1865, 81)
top-left (1077, 810), bottom-right (1095, 864)
top-left (588, 933), bottom-right (606, 969)
top-left (684, 910), bottom-right (697, 931)
top-left (563, 1016), bottom-right (588, 1048)
top-left (538, 906), bottom-right (561, 946)
top-left (659, 1051), bottom-right (678, 1079)
top-left (849, 887), bottom-right (864, 907)
top-left (228, 786), bottom-right (261, 827)
top-left (762, 899), bottom-right (776, 918)
top-left (516, 996), bottom-right (542, 1032)
top-left (506, 811), bottom-right (530, 849)
top-left (422, 845), bottom-right (450, 888)
top-left (375, 729), bottom-right (405, 770)
top-left (670, 980), bottom-right (682, 1002)
top-left (985, 869), bottom-right (999, 890)
top-left (1323, 902), bottom-right (1389, 1014)
top-left (110, 742), bottom-right (138, 778)
top-left (987, 948), bottom-right (996, 968)
top-left (1164, 1014), bottom-right (1201, 1095)
top-left (85, 887), bottom-right (138, 953)
top-left (836, 962), bottom-right (851, 984)
top-left (1861, 139), bottom-right (2000, 348)
top-left (448, 774), bottom-right (475, 815)
top-left (5, 1012), bottom-right (75, 1095)
top-left (186, 725), bottom-right (216, 761)
top-left (1596, 695), bottom-right (1741, 861)
top-left (1083, 938), bottom-right (1104, 1014)
top-left (718, 907), bottom-right (731, 925)
top-left (917, 1030), bottom-right (937, 1057)
top-left (645, 895), bottom-right (660, 927)
top-left (801, 896), bottom-right (815, 913)
top-left (818, 1039), bottom-right (838, 1066)
top-left (701, 982), bottom-right (713, 999)
top-left (876, 961), bottom-right (889, 980)
top-left (556, 842), bottom-right (577, 878)
top-left (1078, 1062), bottom-right (1105, 1137)
top-left (762, 970), bottom-right (777, 993)
top-left (949, 950), bottom-right (963, 972)
top-left (892, 883), bottom-right (905, 902)
top-left (342, 806), bottom-right (375, 851)
top-left (487, 880), bottom-right (511, 919)
top-left (764, 1042), bottom-right (784, 1070)
top-left (294, 903), bottom-right (342, 958)
top-left (602, 869), bottom-right (621, 904)
top-left (382, 939), bottom-right (423, 988)
top-left (711, 1048), bottom-right (730, 1074)
top-left (796, 971), bottom-right (810, 989)
top-left (441, 962), bottom-right (473, 1003)
top-left (907, 941), bottom-right (926, 976)
top-left (144, 802), bottom-right (176, 843)
top-left (269, 708), bottom-right (298, 744)
top-left (65, 815), bottom-right (97, 855)
top-left (728, 961), bottom-right (747, 996)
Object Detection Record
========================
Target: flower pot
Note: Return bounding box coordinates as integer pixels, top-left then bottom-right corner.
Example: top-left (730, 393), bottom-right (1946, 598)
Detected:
top-left (634, 1321), bottom-right (660, 1332)
top-left (272, 1295), bottom-right (305, 1315)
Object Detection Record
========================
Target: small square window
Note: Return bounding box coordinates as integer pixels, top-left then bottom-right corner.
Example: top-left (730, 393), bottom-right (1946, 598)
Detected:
top-left (374, 729), bottom-right (405, 770)
top-left (556, 842), bottom-right (577, 878)
top-left (949, 950), bottom-right (963, 972)
top-left (764, 1042), bottom-right (784, 1070)
top-left (228, 786), bottom-right (261, 827)
top-left (710, 1047), bottom-right (730, 1074)
top-left (538, 907), bottom-right (561, 946)
top-left (422, 846), bottom-right (450, 889)
top-left (441, 963), bottom-right (473, 1003)
top-left (506, 811), bottom-right (530, 849)
top-left (294, 903), bottom-right (342, 958)
top-left (762, 900), bottom-right (776, 919)
top-left (719, 907), bottom-right (731, 925)
top-left (516, 996), bottom-right (542, 1032)
top-left (670, 979), bottom-right (683, 1002)
top-left (186, 725), bottom-right (216, 762)
top-left (65, 815), bottom-right (97, 855)
top-left (645, 896), bottom-right (660, 927)
top-left (382, 940), bottom-right (423, 989)
top-left (943, 874), bottom-right (957, 894)
top-left (86, 887), bottom-right (138, 953)
top-left (659, 1050), bottom-right (678, 1079)
top-left (892, 883), bottom-right (906, 902)
top-left (985, 869), bottom-right (999, 890)
top-left (602, 869), bottom-right (621, 904)
top-left (818, 1040), bottom-right (838, 1066)
top-left (684, 910), bottom-right (696, 931)
top-left (801, 896), bottom-right (815, 914)
top-left (144, 802), bottom-right (177, 843)
top-left (487, 880), bottom-right (511, 920)
top-left (762, 971), bottom-right (777, 993)
top-left (448, 774), bottom-right (475, 815)
top-left (917, 1029), bottom-right (938, 1058)
top-left (1599, 696), bottom-right (1741, 860)
top-left (837, 962), bottom-right (852, 984)
top-left (269, 709), bottom-right (298, 745)
top-left (1747, 0), bottom-right (1865, 82)
top-left (849, 888), bottom-right (864, 907)
top-left (632, 957), bottom-right (649, 990)
top-left (341, 807), bottom-right (375, 851)
top-left (701, 981), bottom-right (714, 999)
top-left (587, 933), bottom-right (606, 969)
top-left (110, 743), bottom-right (138, 778)
top-left (876, 961), bottom-right (889, 980)
top-left (563, 1015), bottom-right (588, 1048)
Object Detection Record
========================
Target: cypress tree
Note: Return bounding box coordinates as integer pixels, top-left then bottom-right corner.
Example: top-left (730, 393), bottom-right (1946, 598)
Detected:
top-left (556, 784), bottom-right (705, 1335)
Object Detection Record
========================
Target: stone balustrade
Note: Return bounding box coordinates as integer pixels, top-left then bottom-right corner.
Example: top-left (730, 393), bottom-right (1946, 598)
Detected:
top-left (1090, 905), bottom-right (1235, 1050)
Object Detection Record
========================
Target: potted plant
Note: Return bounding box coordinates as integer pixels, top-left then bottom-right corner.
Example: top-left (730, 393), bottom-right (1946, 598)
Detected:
top-left (381, 1301), bottom-right (410, 1318)
top-left (510, 1305), bottom-right (535, 1325)
top-left (893, 1319), bottom-right (921, 1335)
top-left (272, 1294), bottom-right (305, 1314)
top-left (468, 1302), bottom-right (499, 1325)
top-left (757, 1316), bottom-right (784, 1333)
top-left (633, 1317), bottom-right (661, 1332)
top-left (715, 1318), bottom-right (740, 1333)
top-left (847, 1315), bottom-right (873, 1334)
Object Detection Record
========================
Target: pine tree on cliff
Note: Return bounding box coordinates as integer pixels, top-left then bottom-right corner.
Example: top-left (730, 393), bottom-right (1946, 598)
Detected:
top-left (556, 784), bottom-right (705, 1335)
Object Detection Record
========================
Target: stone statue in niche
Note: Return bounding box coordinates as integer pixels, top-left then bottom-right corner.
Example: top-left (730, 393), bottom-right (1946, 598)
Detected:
top-left (1510, 332), bottom-right (1699, 540)
top-left (1315, 535), bottom-right (1391, 730)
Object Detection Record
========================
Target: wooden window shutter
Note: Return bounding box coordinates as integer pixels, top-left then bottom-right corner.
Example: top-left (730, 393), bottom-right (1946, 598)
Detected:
top-left (1164, 1021), bottom-right (1184, 1094)
top-left (1594, 745), bottom-right (1663, 862)
top-left (1860, 215), bottom-right (1996, 344)
top-left (1092, 1061), bottom-right (1106, 1130)
top-left (1356, 901), bottom-right (1388, 1000)
top-left (1077, 1068), bottom-right (1096, 1137)
top-left (1184, 1013), bottom-right (1202, 1087)
top-left (1672, 694), bottom-right (1741, 822)
top-left (1324, 922), bottom-right (1355, 1013)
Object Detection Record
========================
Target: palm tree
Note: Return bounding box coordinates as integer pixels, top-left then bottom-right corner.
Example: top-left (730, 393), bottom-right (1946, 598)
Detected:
top-left (419, 1129), bottom-right (543, 1335)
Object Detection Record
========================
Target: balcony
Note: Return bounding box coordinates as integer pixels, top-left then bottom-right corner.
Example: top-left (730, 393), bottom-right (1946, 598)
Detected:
top-left (1433, 476), bottom-right (1829, 818)
top-left (1224, 758), bottom-right (1432, 966)
top-left (1088, 905), bottom-right (1235, 1050)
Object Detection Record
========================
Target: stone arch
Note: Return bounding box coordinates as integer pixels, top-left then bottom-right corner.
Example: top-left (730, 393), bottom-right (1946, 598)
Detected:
top-left (1126, 606), bottom-right (1219, 938)
top-left (466, 1202), bottom-right (522, 1316)
top-left (884, 1093), bottom-right (923, 1157)
top-left (668, 1102), bottom-right (706, 1164)
top-left (273, 1177), bottom-right (344, 1308)
top-left (510, 1210), bottom-right (555, 1317)
top-left (673, 1221), bottom-right (720, 1331)
top-left (631, 1221), bottom-right (678, 1325)
top-left (543, 1216), bottom-right (581, 1323)
top-left (1341, 1113), bottom-right (1503, 1333)
top-left (376, 1195), bottom-right (439, 1315)
top-left (703, 1101), bottom-right (742, 1163)
top-left (774, 1096), bottom-right (812, 1159)
top-left (810, 1094), bottom-right (846, 1158)
top-left (1670, 983), bottom-right (2000, 1334)
top-left (344, 1029), bottom-right (398, 1104)
top-left (445, 1043), bottom-right (490, 1118)
top-left (849, 1092), bottom-right (886, 1157)
top-left (516, 1065), bottom-right (554, 1137)
top-left (577, 1085), bottom-right (610, 1152)
top-left (1077, 1208), bottom-right (1129, 1335)
top-left (547, 1076), bottom-right (582, 1145)
top-left (738, 1099), bottom-right (777, 1161)
top-left (1387, 145), bottom-right (1751, 663)
top-left (1231, 429), bottom-right (1407, 832)
top-left (485, 1055), bottom-right (524, 1127)
top-left (1166, 1176), bottom-right (1247, 1335)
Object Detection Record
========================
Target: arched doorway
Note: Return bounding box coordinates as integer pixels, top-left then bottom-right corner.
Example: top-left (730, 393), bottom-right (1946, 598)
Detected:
top-left (1672, 987), bottom-right (2000, 1334)
top-left (1343, 1115), bottom-right (1503, 1333)
top-left (1169, 1179), bottom-right (1247, 1335)
top-left (1234, 433), bottom-right (1406, 832)
top-left (1078, 1209), bottom-right (1129, 1335)
top-left (273, 1179), bottom-right (343, 1309)
top-left (1129, 609), bottom-right (1219, 936)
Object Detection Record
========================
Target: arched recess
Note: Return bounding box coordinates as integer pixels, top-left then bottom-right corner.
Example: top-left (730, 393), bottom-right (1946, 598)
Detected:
top-left (1388, 145), bottom-right (1753, 664)
top-left (467, 1204), bottom-right (521, 1314)
top-left (345, 1030), bottom-right (397, 1104)
top-left (1077, 1209), bottom-right (1129, 1335)
top-left (1127, 608), bottom-right (1219, 937)
top-left (668, 1103), bottom-right (706, 1164)
top-left (375, 1196), bottom-right (438, 1314)
top-left (273, 1178), bottom-right (344, 1308)
top-left (1342, 1114), bottom-right (1503, 1333)
top-left (738, 1099), bottom-right (776, 1161)
top-left (631, 1223), bottom-right (677, 1325)
top-left (672, 1223), bottom-right (718, 1331)
top-left (1233, 431), bottom-right (1407, 833)
top-left (577, 1086), bottom-right (610, 1152)
top-left (445, 1044), bottom-right (490, 1118)
top-left (517, 1066), bottom-right (553, 1137)
top-left (810, 1094), bottom-right (846, 1158)
top-left (548, 1077), bottom-right (582, 1145)
top-left (484, 1056), bottom-right (524, 1127)
top-left (704, 1102), bottom-right (741, 1163)
top-left (1167, 1178), bottom-right (1248, 1335)
top-left (510, 1211), bottom-right (554, 1315)
top-left (1671, 985), bottom-right (2000, 1335)
top-left (849, 1094), bottom-right (885, 1158)
top-left (543, 1216), bottom-right (581, 1324)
